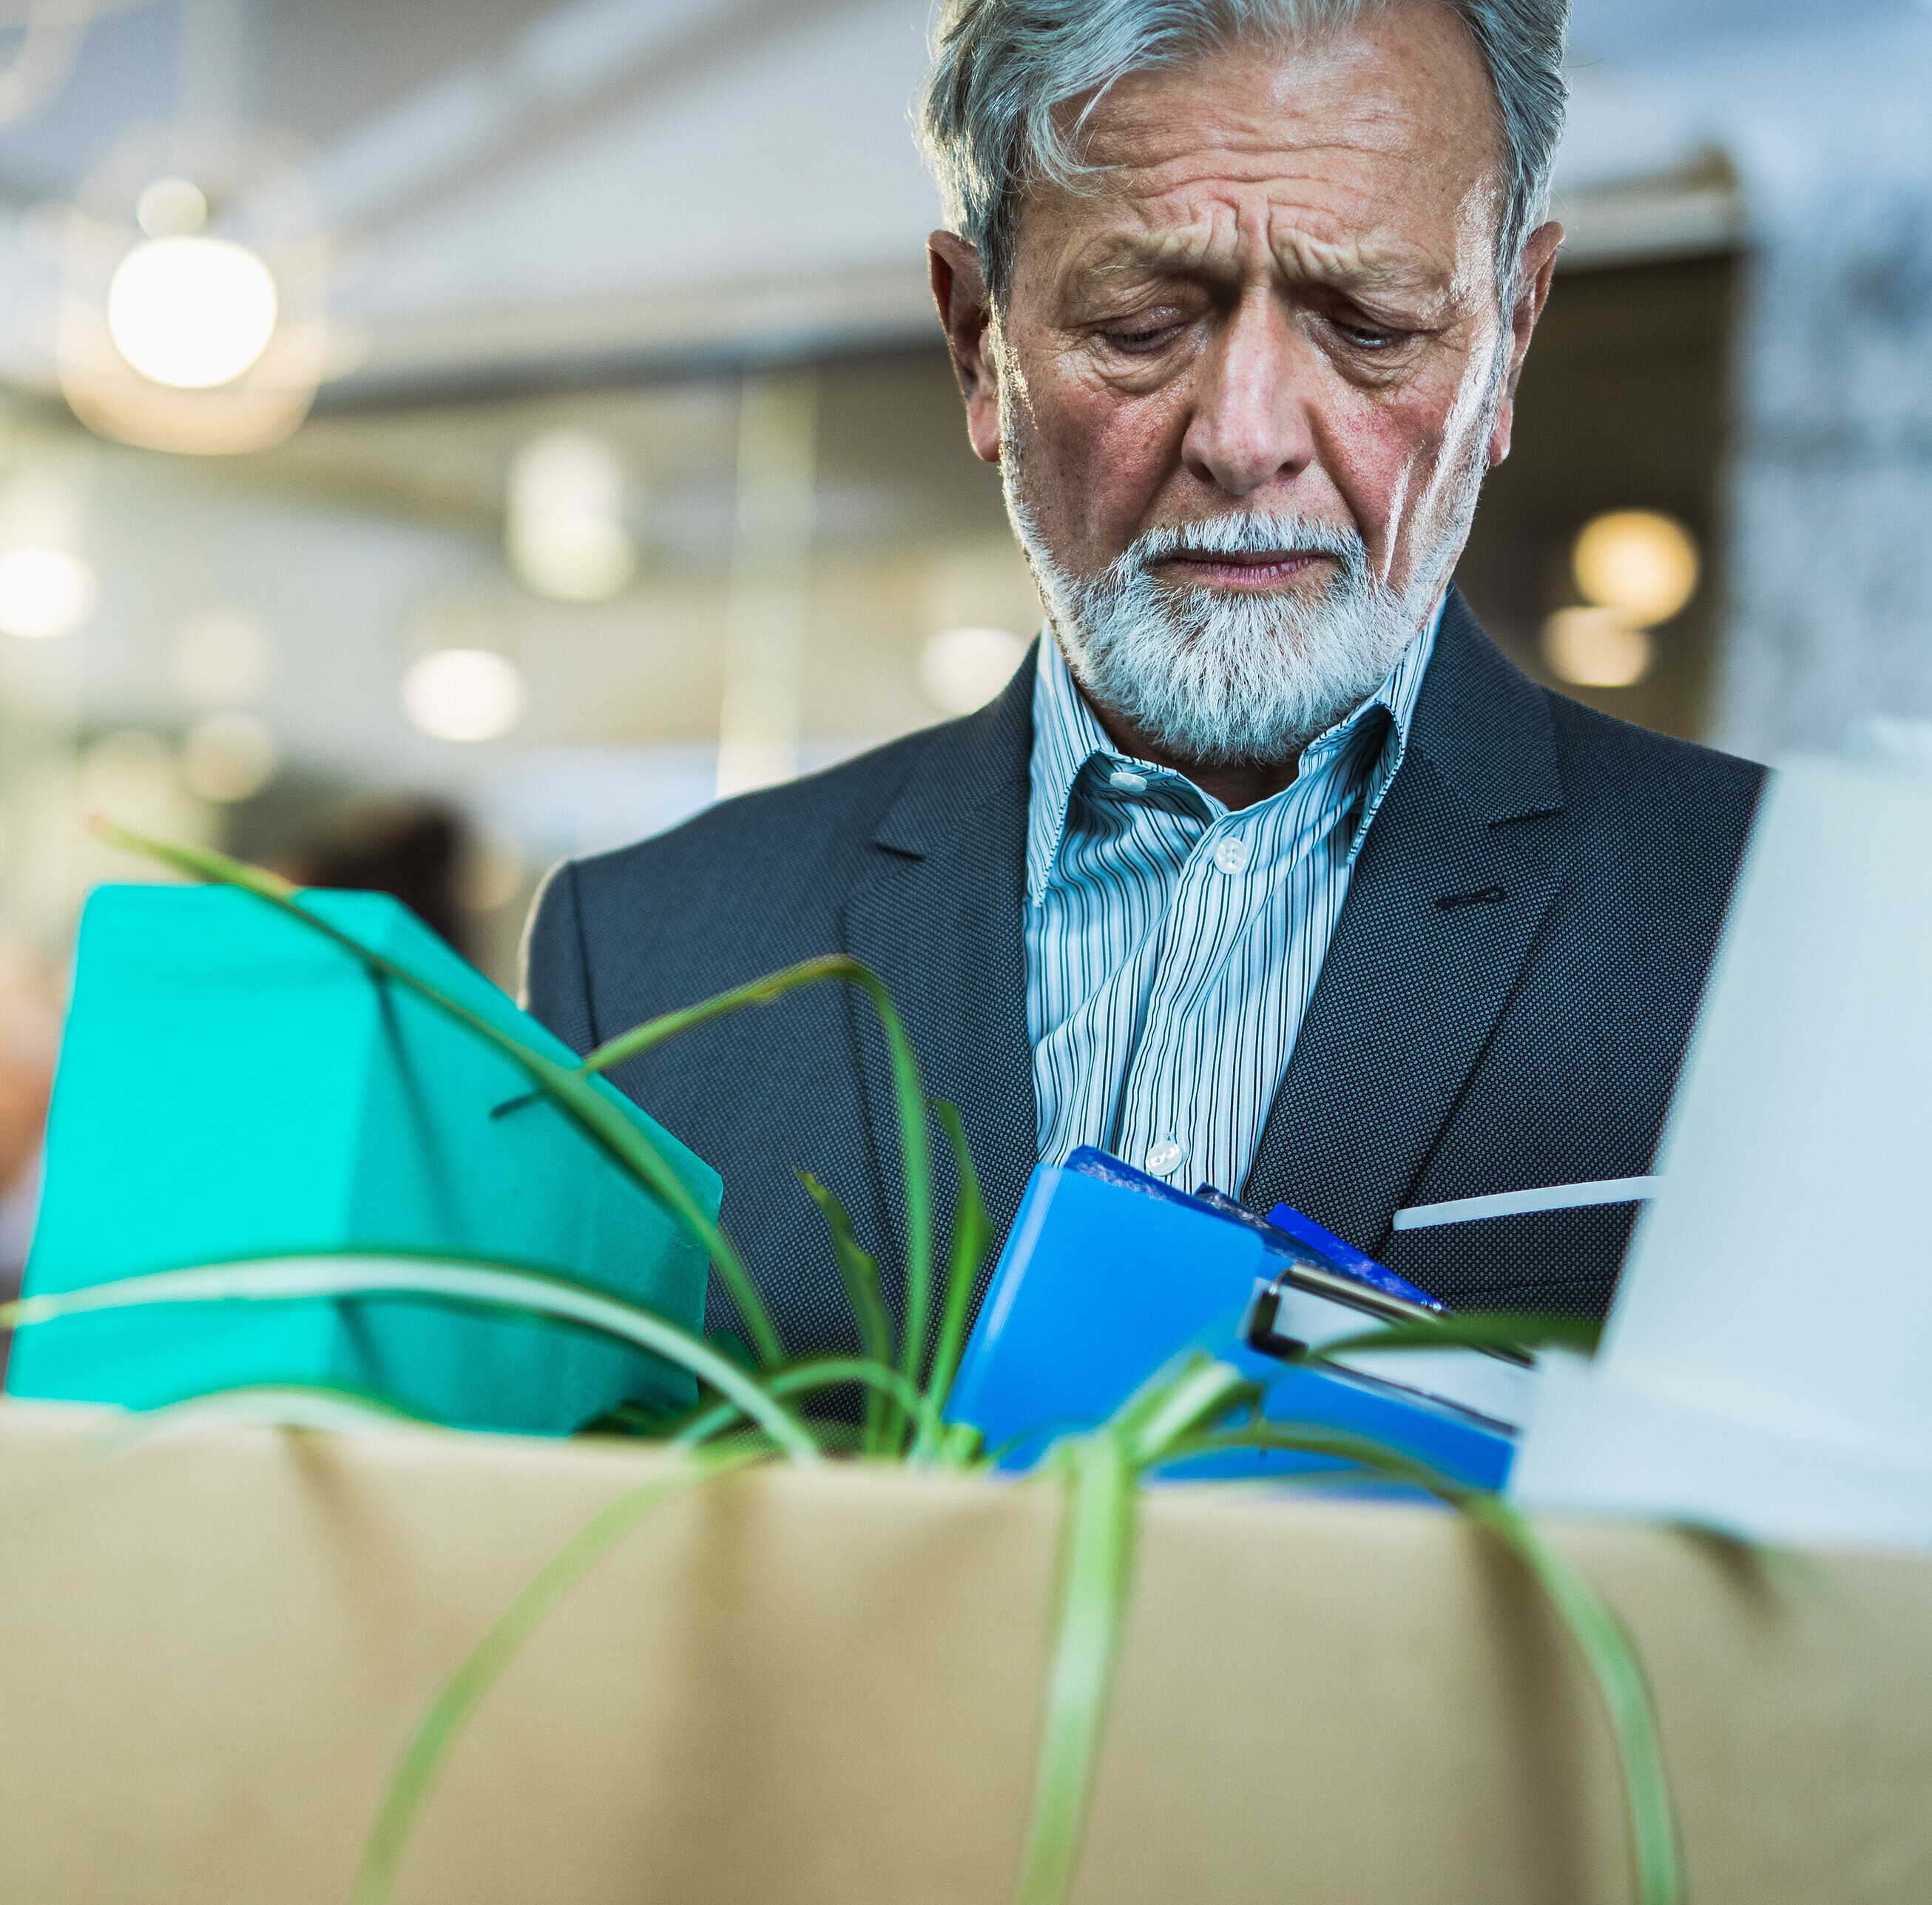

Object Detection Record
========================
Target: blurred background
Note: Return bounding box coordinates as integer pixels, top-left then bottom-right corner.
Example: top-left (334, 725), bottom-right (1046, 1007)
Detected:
top-left (0, 0), bottom-right (1929, 1294)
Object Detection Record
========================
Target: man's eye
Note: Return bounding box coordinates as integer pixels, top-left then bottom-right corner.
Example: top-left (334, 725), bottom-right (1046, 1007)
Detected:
top-left (1336, 319), bottom-right (1408, 351)
top-left (1101, 320), bottom-right (1184, 351)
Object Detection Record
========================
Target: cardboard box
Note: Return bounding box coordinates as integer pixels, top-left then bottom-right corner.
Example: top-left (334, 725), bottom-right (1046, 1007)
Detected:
top-left (0, 1400), bottom-right (1927, 1904)
top-left (6, 885), bottom-right (718, 1433)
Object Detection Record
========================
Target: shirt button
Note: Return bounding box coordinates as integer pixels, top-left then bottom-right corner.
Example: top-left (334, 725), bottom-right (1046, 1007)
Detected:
top-left (1109, 768), bottom-right (1147, 793)
top-left (1146, 1138), bottom-right (1187, 1178)
top-left (1211, 836), bottom-right (1250, 874)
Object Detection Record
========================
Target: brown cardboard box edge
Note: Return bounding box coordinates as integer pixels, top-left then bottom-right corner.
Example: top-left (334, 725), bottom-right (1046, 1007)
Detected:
top-left (1, 1398), bottom-right (1928, 1904)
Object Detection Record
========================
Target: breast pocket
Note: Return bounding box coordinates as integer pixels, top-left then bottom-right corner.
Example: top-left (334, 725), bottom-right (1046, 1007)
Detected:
top-left (1377, 1197), bottom-right (1648, 1318)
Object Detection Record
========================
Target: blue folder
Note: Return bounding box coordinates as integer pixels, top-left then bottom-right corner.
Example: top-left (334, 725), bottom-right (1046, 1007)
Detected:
top-left (946, 1148), bottom-right (1516, 1492)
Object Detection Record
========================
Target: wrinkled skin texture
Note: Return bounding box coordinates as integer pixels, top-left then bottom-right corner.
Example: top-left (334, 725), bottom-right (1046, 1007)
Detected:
top-left (930, 4), bottom-right (1563, 806)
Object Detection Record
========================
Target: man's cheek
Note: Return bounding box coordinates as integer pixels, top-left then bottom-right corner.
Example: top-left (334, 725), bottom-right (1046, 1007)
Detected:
top-left (1326, 384), bottom-right (1463, 525)
top-left (1089, 409), bottom-right (1180, 538)
top-left (1043, 388), bottom-right (1169, 515)
top-left (1311, 408), bottom-right (1410, 539)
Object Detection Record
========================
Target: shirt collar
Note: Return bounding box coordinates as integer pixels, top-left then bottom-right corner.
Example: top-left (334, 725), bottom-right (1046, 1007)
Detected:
top-left (1026, 594), bottom-right (1445, 900)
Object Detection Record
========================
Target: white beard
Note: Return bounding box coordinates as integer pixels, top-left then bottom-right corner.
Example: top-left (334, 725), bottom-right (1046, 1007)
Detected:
top-left (999, 379), bottom-right (1496, 767)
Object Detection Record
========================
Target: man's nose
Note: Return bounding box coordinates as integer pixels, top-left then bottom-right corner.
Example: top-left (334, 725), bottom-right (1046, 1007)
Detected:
top-left (1180, 291), bottom-right (1317, 498)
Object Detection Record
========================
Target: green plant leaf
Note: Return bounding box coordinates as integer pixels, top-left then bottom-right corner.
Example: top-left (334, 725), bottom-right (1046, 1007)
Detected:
top-left (800, 1173), bottom-right (897, 1453)
top-left (1462, 1494), bottom-right (1685, 1905)
top-left (1176, 1413), bottom-right (1684, 1905)
top-left (1112, 1352), bottom-right (1258, 1470)
top-left (706, 1327), bottom-right (757, 1370)
top-left (1157, 1418), bottom-right (1473, 1485)
top-left (672, 1355), bottom-right (945, 1458)
top-left (83, 1383), bottom-right (441, 1460)
top-left (935, 1419), bottom-right (984, 1469)
top-left (1016, 1429), bottom-right (1136, 1905)
top-left (1, 1252), bottom-right (820, 1464)
top-left (89, 817), bottom-right (788, 1371)
top-left (576, 1400), bottom-right (676, 1438)
top-left (354, 1439), bottom-right (771, 1905)
top-left (1308, 1310), bottom-right (1601, 1362)
top-left (915, 1098), bottom-right (992, 1451)
top-left (571, 951), bottom-right (934, 1400)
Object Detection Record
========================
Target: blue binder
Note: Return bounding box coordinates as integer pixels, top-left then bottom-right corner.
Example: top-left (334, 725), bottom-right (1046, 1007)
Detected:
top-left (946, 1149), bottom-right (1518, 1492)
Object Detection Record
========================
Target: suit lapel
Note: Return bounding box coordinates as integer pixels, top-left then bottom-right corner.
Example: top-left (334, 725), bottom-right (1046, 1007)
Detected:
top-left (1241, 595), bottom-right (1569, 1251)
top-left (834, 601), bottom-right (1570, 1283)
top-left (838, 652), bottom-right (1039, 1292)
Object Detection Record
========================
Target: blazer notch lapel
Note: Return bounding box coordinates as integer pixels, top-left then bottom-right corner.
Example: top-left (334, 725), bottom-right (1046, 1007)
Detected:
top-left (837, 660), bottom-right (1039, 1316)
top-left (1242, 616), bottom-right (1571, 1252)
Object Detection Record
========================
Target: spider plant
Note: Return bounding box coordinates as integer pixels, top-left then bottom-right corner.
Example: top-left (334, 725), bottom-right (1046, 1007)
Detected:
top-left (0, 820), bottom-right (1683, 1905)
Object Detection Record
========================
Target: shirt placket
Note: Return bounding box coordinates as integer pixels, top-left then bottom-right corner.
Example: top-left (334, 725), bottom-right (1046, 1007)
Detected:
top-left (1035, 766), bottom-right (1195, 1167)
top-left (1112, 803), bottom-right (1256, 1188)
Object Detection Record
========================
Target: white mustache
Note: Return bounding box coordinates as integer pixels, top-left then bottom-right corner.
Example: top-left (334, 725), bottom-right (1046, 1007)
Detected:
top-left (1129, 513), bottom-right (1369, 570)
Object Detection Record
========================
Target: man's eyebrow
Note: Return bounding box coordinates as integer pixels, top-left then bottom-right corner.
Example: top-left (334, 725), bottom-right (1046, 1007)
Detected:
top-left (1068, 226), bottom-right (1455, 306)
top-left (1270, 230), bottom-right (1454, 302)
top-left (1073, 228), bottom-right (1230, 278)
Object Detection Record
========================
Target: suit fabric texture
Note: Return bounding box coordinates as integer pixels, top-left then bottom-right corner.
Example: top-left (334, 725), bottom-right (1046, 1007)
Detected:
top-left (524, 590), bottom-right (1765, 1358)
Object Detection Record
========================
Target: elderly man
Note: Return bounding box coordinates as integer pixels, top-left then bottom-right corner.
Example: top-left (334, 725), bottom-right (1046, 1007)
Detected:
top-left (526, 0), bottom-right (1762, 1355)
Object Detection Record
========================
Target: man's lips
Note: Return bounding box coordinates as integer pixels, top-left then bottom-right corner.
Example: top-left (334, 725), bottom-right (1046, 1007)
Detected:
top-left (1155, 550), bottom-right (1328, 590)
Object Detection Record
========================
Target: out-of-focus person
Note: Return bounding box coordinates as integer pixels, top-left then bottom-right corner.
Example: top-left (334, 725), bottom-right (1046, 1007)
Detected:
top-left (285, 796), bottom-right (473, 958)
top-left (0, 962), bottom-right (60, 1306)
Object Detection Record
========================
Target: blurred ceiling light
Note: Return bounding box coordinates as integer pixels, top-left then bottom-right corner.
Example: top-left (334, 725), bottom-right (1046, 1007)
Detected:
top-left (58, 129), bottom-right (328, 454)
top-left (402, 648), bottom-right (526, 743)
top-left (169, 606), bottom-right (274, 706)
top-left (107, 235), bottom-right (278, 388)
top-left (1573, 510), bottom-right (1699, 627)
top-left (135, 174), bottom-right (207, 237)
top-left (0, 546), bottom-right (98, 638)
top-left (919, 625), bottom-right (1027, 715)
top-left (182, 711), bottom-right (278, 803)
top-left (507, 430), bottom-right (635, 602)
top-left (1541, 607), bottom-right (1654, 689)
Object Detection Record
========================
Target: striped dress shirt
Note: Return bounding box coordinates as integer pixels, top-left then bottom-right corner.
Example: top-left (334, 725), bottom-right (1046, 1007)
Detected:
top-left (1024, 601), bottom-right (1442, 1198)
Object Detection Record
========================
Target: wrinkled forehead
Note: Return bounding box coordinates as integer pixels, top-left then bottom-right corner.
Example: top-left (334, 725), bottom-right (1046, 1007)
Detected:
top-left (1068, 220), bottom-right (1477, 320)
top-left (1012, 7), bottom-right (1509, 297)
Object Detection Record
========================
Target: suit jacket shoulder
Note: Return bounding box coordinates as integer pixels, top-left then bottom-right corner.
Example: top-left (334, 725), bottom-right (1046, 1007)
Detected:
top-left (524, 664), bottom-right (1039, 1357)
top-left (529, 710), bottom-right (984, 1039)
top-left (1542, 685), bottom-right (1763, 849)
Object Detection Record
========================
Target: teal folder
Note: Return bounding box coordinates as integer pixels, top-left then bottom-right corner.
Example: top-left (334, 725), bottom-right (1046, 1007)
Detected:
top-left (5, 883), bottom-right (719, 1434)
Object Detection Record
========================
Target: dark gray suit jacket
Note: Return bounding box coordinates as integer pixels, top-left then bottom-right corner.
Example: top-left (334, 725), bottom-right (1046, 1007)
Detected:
top-left (525, 591), bottom-right (1764, 1355)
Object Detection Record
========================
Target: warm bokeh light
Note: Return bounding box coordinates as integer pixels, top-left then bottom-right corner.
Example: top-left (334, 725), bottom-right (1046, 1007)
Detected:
top-left (507, 431), bottom-right (635, 602)
top-left (183, 712), bottom-right (279, 803)
top-left (919, 625), bottom-right (1027, 714)
top-left (107, 237), bottom-right (280, 389)
top-left (1572, 510), bottom-right (1699, 627)
top-left (511, 513), bottom-right (635, 602)
top-left (1541, 607), bottom-right (1654, 688)
top-left (0, 546), bottom-right (98, 639)
top-left (402, 648), bottom-right (527, 742)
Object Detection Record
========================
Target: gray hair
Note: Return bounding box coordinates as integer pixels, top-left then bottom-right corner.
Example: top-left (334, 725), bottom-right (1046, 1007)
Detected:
top-left (920, 0), bottom-right (1568, 303)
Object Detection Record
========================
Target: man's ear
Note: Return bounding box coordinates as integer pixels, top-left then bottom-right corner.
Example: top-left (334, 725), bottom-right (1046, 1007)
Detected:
top-left (1487, 219), bottom-right (1563, 468)
top-left (929, 231), bottom-right (1002, 465)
